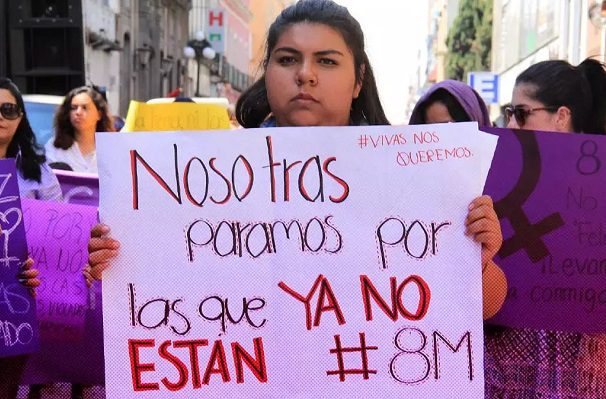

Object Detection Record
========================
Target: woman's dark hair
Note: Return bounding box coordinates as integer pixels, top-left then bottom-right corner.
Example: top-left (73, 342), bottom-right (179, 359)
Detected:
top-left (236, 0), bottom-right (389, 127)
top-left (0, 78), bottom-right (46, 182)
top-left (53, 86), bottom-right (115, 149)
top-left (515, 58), bottom-right (606, 134)
top-left (418, 89), bottom-right (471, 123)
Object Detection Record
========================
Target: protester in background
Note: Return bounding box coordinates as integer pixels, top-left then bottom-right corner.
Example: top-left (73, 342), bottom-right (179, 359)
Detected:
top-left (408, 79), bottom-right (492, 126)
top-left (485, 58), bottom-right (606, 399)
top-left (505, 58), bottom-right (606, 135)
top-left (41, 85), bottom-right (113, 399)
top-left (0, 79), bottom-right (63, 200)
top-left (0, 78), bottom-right (53, 399)
top-left (408, 80), bottom-right (507, 319)
top-left (45, 86), bottom-right (115, 174)
top-left (86, 0), bottom-right (504, 331)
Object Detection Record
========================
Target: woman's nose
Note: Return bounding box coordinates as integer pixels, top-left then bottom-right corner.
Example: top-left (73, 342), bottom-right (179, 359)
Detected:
top-left (506, 117), bottom-right (519, 129)
top-left (296, 61), bottom-right (317, 86)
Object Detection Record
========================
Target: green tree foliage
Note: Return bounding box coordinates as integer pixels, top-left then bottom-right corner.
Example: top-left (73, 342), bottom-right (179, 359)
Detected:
top-left (446, 0), bottom-right (493, 81)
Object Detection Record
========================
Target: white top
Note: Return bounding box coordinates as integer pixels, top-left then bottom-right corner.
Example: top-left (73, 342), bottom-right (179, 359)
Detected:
top-left (45, 141), bottom-right (97, 174)
top-left (17, 163), bottom-right (63, 201)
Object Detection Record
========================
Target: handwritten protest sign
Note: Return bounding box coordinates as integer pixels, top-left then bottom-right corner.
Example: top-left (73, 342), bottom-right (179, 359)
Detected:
top-left (98, 124), bottom-right (496, 398)
top-left (22, 199), bottom-right (97, 341)
top-left (483, 127), bottom-right (606, 333)
top-left (22, 176), bottom-right (105, 384)
top-left (21, 284), bottom-right (105, 385)
top-left (123, 101), bottom-right (230, 132)
top-left (0, 160), bottom-right (38, 357)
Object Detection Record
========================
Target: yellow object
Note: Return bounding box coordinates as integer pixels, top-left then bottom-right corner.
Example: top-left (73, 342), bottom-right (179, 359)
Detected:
top-left (122, 101), bottom-right (230, 132)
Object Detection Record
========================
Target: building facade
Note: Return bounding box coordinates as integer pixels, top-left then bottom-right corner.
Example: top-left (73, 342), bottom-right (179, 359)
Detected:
top-left (492, 0), bottom-right (606, 105)
top-left (405, 0), bottom-right (459, 119)
top-left (88, 0), bottom-right (191, 115)
top-left (189, 0), bottom-right (253, 104)
top-left (248, 0), bottom-right (292, 79)
top-left (0, 0), bottom-right (192, 116)
top-left (0, 0), bottom-right (86, 95)
top-left (426, 0), bottom-right (460, 85)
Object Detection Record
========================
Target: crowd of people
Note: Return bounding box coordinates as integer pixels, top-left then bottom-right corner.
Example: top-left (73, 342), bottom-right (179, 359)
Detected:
top-left (1, 0), bottom-right (606, 398)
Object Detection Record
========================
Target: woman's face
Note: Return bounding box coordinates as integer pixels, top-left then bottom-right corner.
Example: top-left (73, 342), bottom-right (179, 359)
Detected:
top-left (424, 101), bottom-right (454, 124)
top-left (0, 88), bottom-right (22, 147)
top-left (506, 83), bottom-right (570, 132)
top-left (70, 92), bottom-right (101, 135)
top-left (265, 22), bottom-right (362, 127)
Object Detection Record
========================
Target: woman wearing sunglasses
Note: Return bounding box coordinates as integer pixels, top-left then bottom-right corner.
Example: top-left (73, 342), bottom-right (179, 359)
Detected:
top-left (0, 79), bottom-right (63, 199)
top-left (0, 78), bottom-right (62, 398)
top-left (486, 59), bottom-right (606, 399)
top-left (505, 58), bottom-right (606, 134)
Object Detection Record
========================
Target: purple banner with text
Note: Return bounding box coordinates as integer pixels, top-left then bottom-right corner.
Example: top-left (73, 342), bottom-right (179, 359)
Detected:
top-left (22, 199), bottom-right (97, 341)
top-left (22, 174), bottom-right (105, 384)
top-left (483, 127), bottom-right (606, 333)
top-left (0, 159), bottom-right (38, 357)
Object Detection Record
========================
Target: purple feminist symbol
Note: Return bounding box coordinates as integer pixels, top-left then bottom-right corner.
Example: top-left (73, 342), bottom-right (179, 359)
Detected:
top-left (494, 130), bottom-right (565, 262)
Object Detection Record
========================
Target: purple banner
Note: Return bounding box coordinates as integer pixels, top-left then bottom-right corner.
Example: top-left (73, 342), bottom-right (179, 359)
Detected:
top-left (54, 170), bottom-right (99, 207)
top-left (22, 199), bottom-right (97, 341)
top-left (483, 127), bottom-right (606, 333)
top-left (22, 284), bottom-right (105, 385)
top-left (0, 159), bottom-right (38, 357)
top-left (22, 173), bottom-right (105, 384)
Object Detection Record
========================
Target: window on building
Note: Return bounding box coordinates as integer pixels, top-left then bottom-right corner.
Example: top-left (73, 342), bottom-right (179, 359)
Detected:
top-left (31, 0), bottom-right (69, 18)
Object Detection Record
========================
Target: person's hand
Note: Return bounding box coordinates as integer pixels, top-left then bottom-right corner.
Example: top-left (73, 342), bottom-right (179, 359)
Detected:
top-left (85, 223), bottom-right (120, 287)
top-left (18, 258), bottom-right (39, 297)
top-left (465, 195), bottom-right (503, 265)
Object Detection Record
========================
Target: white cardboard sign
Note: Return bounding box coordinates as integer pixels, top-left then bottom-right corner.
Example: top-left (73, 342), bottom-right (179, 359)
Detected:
top-left (97, 123), bottom-right (496, 399)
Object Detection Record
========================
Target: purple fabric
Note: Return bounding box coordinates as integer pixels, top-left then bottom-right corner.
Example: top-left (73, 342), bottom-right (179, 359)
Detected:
top-left (409, 79), bottom-right (492, 126)
top-left (54, 170), bottom-right (99, 207)
top-left (482, 127), bottom-right (606, 333)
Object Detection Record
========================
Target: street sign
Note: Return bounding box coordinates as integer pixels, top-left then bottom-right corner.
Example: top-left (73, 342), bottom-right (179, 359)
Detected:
top-left (207, 8), bottom-right (225, 53)
top-left (468, 72), bottom-right (500, 105)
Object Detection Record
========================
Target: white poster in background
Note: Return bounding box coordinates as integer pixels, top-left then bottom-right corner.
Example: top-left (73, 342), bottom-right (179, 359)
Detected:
top-left (97, 123), bottom-right (497, 399)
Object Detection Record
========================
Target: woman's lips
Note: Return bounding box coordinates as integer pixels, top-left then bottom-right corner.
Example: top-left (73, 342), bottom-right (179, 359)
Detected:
top-left (291, 93), bottom-right (319, 103)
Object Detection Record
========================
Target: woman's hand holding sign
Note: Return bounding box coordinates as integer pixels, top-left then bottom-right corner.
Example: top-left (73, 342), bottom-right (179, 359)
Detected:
top-left (465, 195), bottom-right (502, 264)
top-left (84, 223), bottom-right (120, 287)
top-left (465, 195), bottom-right (507, 319)
top-left (19, 258), bottom-right (40, 297)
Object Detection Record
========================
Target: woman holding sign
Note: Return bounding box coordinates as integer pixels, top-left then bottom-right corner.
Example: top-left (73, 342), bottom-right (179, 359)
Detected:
top-left (45, 86), bottom-right (115, 174)
top-left (485, 59), bottom-right (606, 399)
top-left (86, 0), bottom-right (505, 327)
top-left (0, 78), bottom-right (54, 398)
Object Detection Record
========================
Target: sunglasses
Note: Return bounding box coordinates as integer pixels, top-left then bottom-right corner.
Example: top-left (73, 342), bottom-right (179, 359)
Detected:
top-left (504, 105), bottom-right (558, 127)
top-left (0, 103), bottom-right (22, 120)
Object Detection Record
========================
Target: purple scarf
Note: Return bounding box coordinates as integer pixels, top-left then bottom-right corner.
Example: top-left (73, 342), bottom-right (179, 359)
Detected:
top-left (408, 80), bottom-right (491, 126)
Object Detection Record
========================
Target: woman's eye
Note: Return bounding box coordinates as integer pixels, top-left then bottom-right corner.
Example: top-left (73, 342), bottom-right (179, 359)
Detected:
top-left (319, 58), bottom-right (337, 65)
top-left (277, 56), bottom-right (296, 65)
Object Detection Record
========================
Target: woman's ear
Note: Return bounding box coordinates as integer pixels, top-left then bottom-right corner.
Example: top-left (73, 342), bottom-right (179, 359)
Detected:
top-left (353, 64), bottom-right (366, 99)
top-left (555, 105), bottom-right (573, 132)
